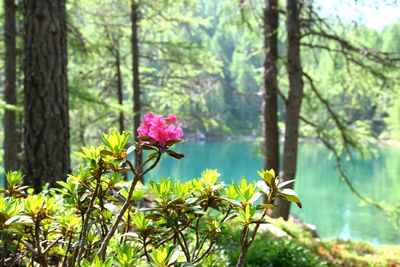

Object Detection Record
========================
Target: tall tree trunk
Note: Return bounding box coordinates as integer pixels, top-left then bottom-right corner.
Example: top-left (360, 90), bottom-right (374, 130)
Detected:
top-left (4, 0), bottom-right (19, 184)
top-left (131, 1), bottom-right (142, 178)
top-left (272, 0), bottom-right (304, 219)
top-left (131, 1), bottom-right (141, 139)
top-left (263, 0), bottom-right (280, 201)
top-left (23, 0), bottom-right (70, 192)
top-left (115, 45), bottom-right (124, 132)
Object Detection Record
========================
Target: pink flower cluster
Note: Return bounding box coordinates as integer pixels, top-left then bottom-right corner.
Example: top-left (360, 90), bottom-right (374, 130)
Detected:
top-left (137, 112), bottom-right (184, 147)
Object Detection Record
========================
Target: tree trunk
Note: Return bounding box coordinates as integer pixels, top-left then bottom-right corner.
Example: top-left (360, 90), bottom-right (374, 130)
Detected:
top-left (272, 0), bottom-right (303, 219)
top-left (263, 0), bottom-right (280, 202)
top-left (131, 1), bottom-right (142, 177)
top-left (23, 0), bottom-right (70, 192)
top-left (115, 45), bottom-right (124, 132)
top-left (4, 0), bottom-right (19, 184)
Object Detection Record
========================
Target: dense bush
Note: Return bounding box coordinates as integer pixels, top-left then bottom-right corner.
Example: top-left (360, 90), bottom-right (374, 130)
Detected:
top-left (0, 113), bottom-right (302, 266)
top-left (243, 237), bottom-right (327, 267)
top-left (222, 227), bottom-right (327, 267)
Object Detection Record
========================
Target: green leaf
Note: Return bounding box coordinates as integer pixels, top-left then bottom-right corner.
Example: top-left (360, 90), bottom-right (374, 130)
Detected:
top-left (141, 144), bottom-right (159, 151)
top-left (166, 139), bottom-right (184, 146)
top-left (117, 168), bottom-right (131, 173)
top-left (100, 150), bottom-right (114, 156)
top-left (121, 232), bottom-right (139, 239)
top-left (248, 192), bottom-right (262, 205)
top-left (257, 169), bottom-right (276, 187)
top-left (138, 136), bottom-right (151, 141)
top-left (167, 249), bottom-right (180, 266)
top-left (256, 181), bottom-right (270, 194)
top-left (278, 179), bottom-right (295, 189)
top-left (185, 197), bottom-right (198, 205)
top-left (278, 188), bottom-right (302, 208)
top-left (5, 171), bottom-right (24, 187)
top-left (256, 203), bottom-right (274, 210)
top-left (126, 145), bottom-right (135, 155)
top-left (165, 150), bottom-right (184, 159)
top-left (5, 215), bottom-right (34, 226)
top-left (222, 197), bottom-right (242, 207)
top-left (104, 203), bottom-right (119, 214)
top-left (222, 213), bottom-right (237, 222)
top-left (143, 152), bottom-right (158, 165)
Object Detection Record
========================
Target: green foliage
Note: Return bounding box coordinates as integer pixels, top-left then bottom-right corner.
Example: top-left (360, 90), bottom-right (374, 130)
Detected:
top-left (0, 129), bottom-right (301, 266)
top-left (113, 245), bottom-right (139, 267)
top-left (244, 238), bottom-right (326, 267)
top-left (149, 245), bottom-right (179, 267)
top-left (222, 226), bottom-right (326, 267)
top-left (386, 96), bottom-right (400, 138)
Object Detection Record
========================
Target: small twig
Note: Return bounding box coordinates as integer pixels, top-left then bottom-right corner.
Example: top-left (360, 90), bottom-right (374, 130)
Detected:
top-left (303, 71), bottom-right (352, 154)
top-left (1, 237), bottom-right (7, 266)
top-left (220, 208), bottom-right (232, 223)
top-left (142, 236), bottom-right (151, 262)
top-left (97, 150), bottom-right (161, 259)
top-left (75, 162), bottom-right (104, 264)
top-left (177, 230), bottom-right (191, 262)
top-left (191, 217), bottom-right (201, 260)
top-left (192, 240), bottom-right (215, 264)
top-left (60, 233), bottom-right (73, 267)
top-left (193, 233), bottom-right (209, 260)
top-left (236, 191), bottom-right (275, 267)
top-left (5, 239), bottom-right (20, 267)
top-left (34, 216), bottom-right (48, 267)
top-left (42, 236), bottom-right (62, 254)
top-left (20, 240), bottom-right (38, 256)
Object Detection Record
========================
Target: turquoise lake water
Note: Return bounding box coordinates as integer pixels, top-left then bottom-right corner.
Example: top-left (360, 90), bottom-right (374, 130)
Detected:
top-left (147, 141), bottom-right (400, 245)
top-left (1, 141), bottom-right (399, 245)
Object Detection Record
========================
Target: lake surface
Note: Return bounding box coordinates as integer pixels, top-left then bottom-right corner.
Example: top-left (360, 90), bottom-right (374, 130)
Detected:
top-left (1, 141), bottom-right (399, 245)
top-left (147, 141), bottom-right (400, 245)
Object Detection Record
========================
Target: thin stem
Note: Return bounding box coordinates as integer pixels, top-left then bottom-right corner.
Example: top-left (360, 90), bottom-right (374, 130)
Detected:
top-left (142, 236), bottom-right (151, 262)
top-left (61, 233), bottom-right (73, 267)
top-left (119, 210), bottom-right (131, 245)
top-left (192, 241), bottom-right (215, 264)
top-left (6, 239), bottom-right (19, 267)
top-left (193, 233), bottom-right (209, 260)
top-left (34, 216), bottom-right (47, 267)
top-left (220, 208), bottom-right (232, 223)
top-left (20, 240), bottom-right (38, 256)
top-left (176, 230), bottom-right (190, 262)
top-left (75, 170), bottom-right (103, 264)
top-left (97, 150), bottom-right (161, 259)
top-left (191, 217), bottom-right (200, 260)
top-left (43, 236), bottom-right (62, 254)
top-left (236, 191), bottom-right (276, 267)
top-left (1, 236), bottom-right (6, 266)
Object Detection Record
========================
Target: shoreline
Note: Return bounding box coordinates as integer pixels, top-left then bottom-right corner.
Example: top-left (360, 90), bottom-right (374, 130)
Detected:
top-left (185, 133), bottom-right (400, 147)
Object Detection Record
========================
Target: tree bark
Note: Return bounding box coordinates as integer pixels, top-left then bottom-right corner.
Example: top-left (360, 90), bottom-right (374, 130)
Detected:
top-left (23, 0), bottom-right (70, 192)
top-left (3, 0), bottom-right (19, 183)
top-left (272, 0), bottom-right (304, 219)
top-left (115, 45), bottom-right (124, 132)
top-left (263, 0), bottom-right (280, 200)
top-left (131, 1), bottom-right (142, 177)
top-left (131, 1), bottom-right (141, 139)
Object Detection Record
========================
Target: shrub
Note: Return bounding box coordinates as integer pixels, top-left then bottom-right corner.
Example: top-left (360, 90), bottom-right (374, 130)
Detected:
top-left (222, 227), bottom-right (327, 267)
top-left (0, 113), bottom-right (301, 266)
